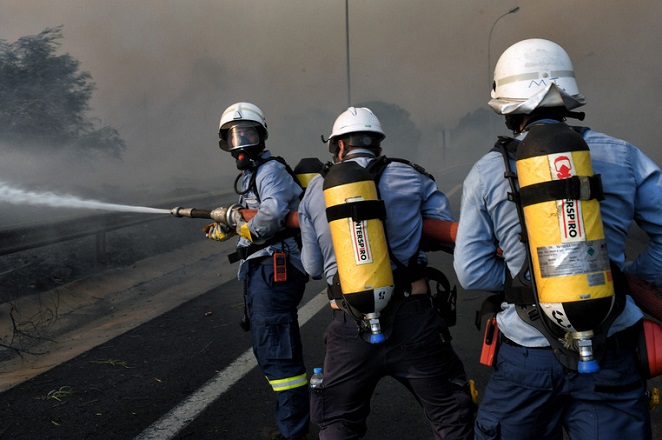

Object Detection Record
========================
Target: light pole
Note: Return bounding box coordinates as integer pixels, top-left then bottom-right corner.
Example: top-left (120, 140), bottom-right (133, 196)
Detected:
top-left (487, 6), bottom-right (519, 138)
top-left (487, 6), bottom-right (520, 88)
top-left (345, 0), bottom-right (351, 107)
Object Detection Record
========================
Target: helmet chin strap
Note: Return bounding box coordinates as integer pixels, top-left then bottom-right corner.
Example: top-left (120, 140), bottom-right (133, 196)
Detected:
top-left (506, 108), bottom-right (587, 134)
top-left (505, 114), bottom-right (526, 134)
top-left (334, 140), bottom-right (380, 163)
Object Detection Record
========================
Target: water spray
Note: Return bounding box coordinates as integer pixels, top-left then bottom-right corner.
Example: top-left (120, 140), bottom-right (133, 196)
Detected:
top-left (0, 181), bottom-right (170, 215)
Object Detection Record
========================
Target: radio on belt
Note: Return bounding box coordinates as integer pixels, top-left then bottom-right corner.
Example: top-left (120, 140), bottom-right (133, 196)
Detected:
top-left (273, 252), bottom-right (287, 282)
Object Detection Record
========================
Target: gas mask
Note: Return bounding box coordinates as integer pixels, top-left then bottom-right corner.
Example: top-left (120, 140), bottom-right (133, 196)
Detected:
top-left (231, 145), bottom-right (263, 170)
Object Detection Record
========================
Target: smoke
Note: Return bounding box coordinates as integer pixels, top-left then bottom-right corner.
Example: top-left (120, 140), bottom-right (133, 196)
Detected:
top-left (0, 0), bottom-right (661, 206)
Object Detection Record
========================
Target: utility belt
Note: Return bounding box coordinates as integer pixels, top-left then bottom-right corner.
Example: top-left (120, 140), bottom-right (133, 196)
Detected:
top-left (476, 260), bottom-right (628, 371)
top-left (501, 323), bottom-right (639, 352)
top-left (246, 255), bottom-right (277, 266)
top-left (331, 293), bottom-right (432, 322)
top-left (327, 263), bottom-right (457, 341)
top-left (326, 263), bottom-right (420, 343)
top-left (501, 335), bottom-right (550, 349)
top-left (326, 278), bottom-right (427, 308)
top-left (326, 263), bottom-right (426, 308)
top-left (228, 228), bottom-right (298, 264)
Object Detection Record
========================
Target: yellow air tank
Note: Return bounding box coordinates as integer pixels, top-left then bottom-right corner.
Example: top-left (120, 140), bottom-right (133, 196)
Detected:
top-left (293, 157), bottom-right (325, 190)
top-left (516, 123), bottom-right (614, 373)
top-left (323, 160), bottom-right (394, 343)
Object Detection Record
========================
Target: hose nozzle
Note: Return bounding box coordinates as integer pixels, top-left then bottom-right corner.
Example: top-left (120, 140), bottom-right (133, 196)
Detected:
top-left (170, 207), bottom-right (213, 220)
top-left (171, 207), bottom-right (185, 217)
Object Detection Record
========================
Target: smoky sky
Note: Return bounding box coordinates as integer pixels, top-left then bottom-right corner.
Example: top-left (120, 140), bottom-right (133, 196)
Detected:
top-left (1, 0), bottom-right (661, 196)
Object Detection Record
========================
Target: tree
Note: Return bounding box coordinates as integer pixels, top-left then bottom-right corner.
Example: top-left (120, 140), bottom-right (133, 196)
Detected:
top-left (0, 26), bottom-right (125, 157)
top-left (356, 101), bottom-right (420, 159)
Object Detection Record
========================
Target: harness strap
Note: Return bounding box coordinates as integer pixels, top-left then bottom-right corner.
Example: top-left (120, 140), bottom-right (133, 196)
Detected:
top-left (325, 199), bottom-right (386, 223)
top-left (229, 155), bottom-right (304, 265)
top-left (519, 174), bottom-right (605, 206)
top-left (427, 266), bottom-right (457, 327)
top-left (236, 155), bottom-right (304, 203)
top-left (478, 127), bottom-right (626, 371)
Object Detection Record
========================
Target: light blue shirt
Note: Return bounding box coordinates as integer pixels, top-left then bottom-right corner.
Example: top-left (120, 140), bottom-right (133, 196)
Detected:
top-left (454, 121), bottom-right (662, 346)
top-left (235, 150), bottom-right (304, 280)
top-left (298, 150), bottom-right (455, 285)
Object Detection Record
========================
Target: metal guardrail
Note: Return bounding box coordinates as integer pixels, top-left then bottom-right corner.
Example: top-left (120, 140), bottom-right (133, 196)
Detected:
top-left (0, 190), bottom-right (235, 258)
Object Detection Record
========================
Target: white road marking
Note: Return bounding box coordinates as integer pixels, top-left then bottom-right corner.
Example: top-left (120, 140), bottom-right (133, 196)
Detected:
top-left (135, 290), bottom-right (328, 440)
top-left (445, 183), bottom-right (462, 200)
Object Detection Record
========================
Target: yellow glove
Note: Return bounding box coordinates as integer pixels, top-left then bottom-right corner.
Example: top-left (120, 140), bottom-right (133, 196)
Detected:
top-left (228, 208), bottom-right (265, 243)
top-left (204, 222), bottom-right (236, 242)
top-left (237, 221), bottom-right (253, 241)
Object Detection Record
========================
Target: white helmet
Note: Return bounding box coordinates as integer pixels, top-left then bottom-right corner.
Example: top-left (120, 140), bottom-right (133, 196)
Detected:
top-left (489, 39), bottom-right (586, 115)
top-left (218, 102), bottom-right (268, 151)
top-left (325, 107), bottom-right (385, 153)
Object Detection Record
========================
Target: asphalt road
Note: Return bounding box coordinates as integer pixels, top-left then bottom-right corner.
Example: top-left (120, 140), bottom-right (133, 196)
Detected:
top-left (3, 245), bottom-right (662, 440)
top-left (1, 247), bottom-right (487, 440)
top-left (2, 172), bottom-right (662, 439)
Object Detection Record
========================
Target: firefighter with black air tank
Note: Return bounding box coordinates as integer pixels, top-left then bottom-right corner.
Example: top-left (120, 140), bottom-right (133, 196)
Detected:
top-left (298, 106), bottom-right (475, 439)
top-left (204, 102), bottom-right (310, 440)
top-left (454, 38), bottom-right (662, 439)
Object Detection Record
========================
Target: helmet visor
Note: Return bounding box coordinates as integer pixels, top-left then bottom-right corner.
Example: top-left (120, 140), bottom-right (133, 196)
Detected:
top-left (226, 123), bottom-right (260, 149)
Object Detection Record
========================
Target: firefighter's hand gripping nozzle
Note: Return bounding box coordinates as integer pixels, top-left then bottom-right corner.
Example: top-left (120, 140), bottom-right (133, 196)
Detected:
top-left (171, 205), bottom-right (244, 241)
top-left (323, 161), bottom-right (394, 344)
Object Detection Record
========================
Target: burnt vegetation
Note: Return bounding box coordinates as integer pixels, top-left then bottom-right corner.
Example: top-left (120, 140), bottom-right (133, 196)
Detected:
top-left (0, 26), bottom-right (125, 158)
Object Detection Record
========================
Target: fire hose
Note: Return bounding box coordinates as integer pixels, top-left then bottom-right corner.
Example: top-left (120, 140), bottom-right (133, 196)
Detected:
top-left (170, 207), bottom-right (458, 251)
top-left (171, 206), bottom-right (660, 315)
top-left (172, 205), bottom-right (662, 311)
top-left (171, 206), bottom-right (662, 387)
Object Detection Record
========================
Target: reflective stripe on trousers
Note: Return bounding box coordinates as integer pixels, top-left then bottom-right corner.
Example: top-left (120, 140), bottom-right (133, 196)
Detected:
top-left (269, 372), bottom-right (308, 392)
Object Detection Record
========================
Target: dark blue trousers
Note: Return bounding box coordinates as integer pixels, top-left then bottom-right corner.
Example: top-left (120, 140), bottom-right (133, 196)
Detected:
top-left (311, 295), bottom-right (475, 440)
top-left (247, 258), bottom-right (309, 439)
top-left (475, 330), bottom-right (651, 439)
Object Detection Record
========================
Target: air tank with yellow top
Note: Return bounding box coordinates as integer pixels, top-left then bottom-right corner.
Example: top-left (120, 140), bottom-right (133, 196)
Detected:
top-left (293, 158), bottom-right (325, 190)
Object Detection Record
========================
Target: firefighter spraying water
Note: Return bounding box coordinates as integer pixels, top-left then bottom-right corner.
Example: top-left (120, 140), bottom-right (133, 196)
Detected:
top-left (203, 102), bottom-right (311, 440)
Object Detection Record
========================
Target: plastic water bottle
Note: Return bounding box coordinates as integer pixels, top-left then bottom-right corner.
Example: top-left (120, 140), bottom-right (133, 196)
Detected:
top-left (309, 367), bottom-right (324, 389)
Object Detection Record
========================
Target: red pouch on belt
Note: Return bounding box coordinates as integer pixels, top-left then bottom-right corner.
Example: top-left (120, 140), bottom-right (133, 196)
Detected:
top-left (480, 316), bottom-right (499, 367)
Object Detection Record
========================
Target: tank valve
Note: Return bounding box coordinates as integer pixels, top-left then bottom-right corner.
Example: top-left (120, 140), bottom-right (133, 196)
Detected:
top-left (365, 313), bottom-right (385, 344)
top-left (575, 332), bottom-right (599, 373)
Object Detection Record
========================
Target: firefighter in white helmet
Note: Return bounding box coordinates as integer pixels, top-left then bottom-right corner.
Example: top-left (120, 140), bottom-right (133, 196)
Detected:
top-left (298, 107), bottom-right (474, 439)
top-left (454, 38), bottom-right (662, 438)
top-left (206, 102), bottom-right (310, 440)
